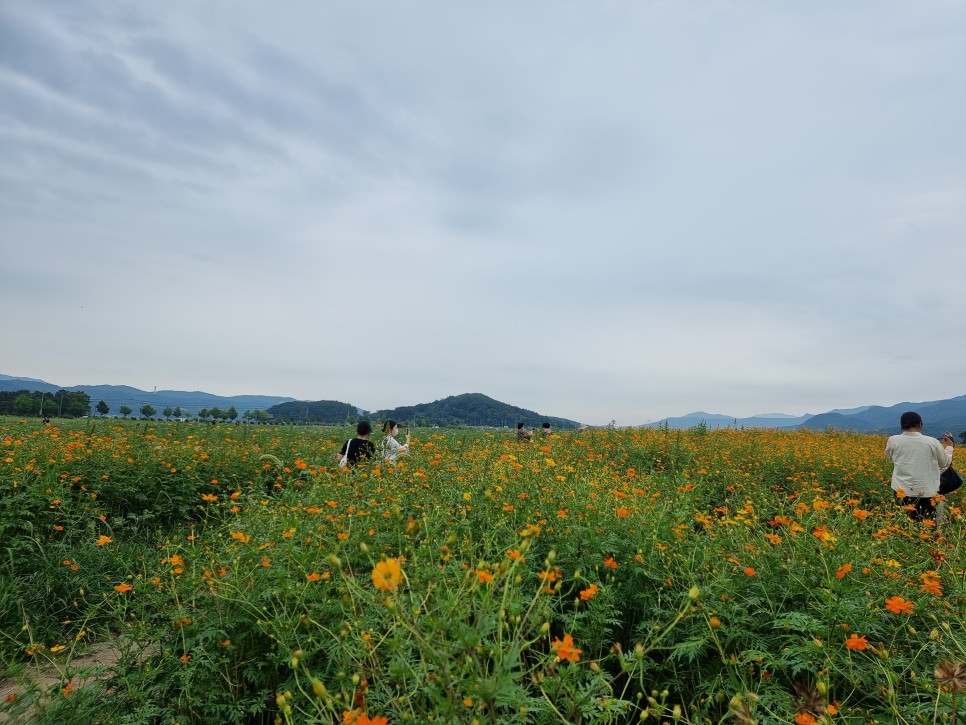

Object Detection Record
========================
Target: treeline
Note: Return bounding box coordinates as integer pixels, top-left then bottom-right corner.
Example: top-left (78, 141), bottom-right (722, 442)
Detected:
top-left (0, 389), bottom-right (91, 418)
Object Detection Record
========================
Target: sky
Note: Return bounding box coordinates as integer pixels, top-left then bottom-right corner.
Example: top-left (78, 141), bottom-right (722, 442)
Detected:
top-left (1, 1), bottom-right (964, 426)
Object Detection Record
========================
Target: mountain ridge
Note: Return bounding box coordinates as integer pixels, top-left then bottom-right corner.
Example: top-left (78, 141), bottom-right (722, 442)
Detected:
top-left (1, 375), bottom-right (963, 435)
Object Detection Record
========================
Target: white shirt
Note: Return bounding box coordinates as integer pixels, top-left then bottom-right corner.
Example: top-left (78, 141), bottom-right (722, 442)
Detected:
top-left (885, 431), bottom-right (953, 497)
top-left (381, 435), bottom-right (408, 462)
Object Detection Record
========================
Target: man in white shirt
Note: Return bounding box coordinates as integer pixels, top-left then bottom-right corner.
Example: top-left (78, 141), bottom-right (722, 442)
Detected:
top-left (885, 411), bottom-right (955, 522)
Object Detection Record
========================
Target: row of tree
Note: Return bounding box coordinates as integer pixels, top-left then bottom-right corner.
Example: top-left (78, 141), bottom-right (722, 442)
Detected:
top-left (0, 389), bottom-right (92, 418)
top-left (91, 402), bottom-right (273, 423)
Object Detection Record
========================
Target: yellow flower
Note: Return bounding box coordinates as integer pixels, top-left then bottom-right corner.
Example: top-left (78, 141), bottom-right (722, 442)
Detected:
top-left (95, 535), bottom-right (113, 546)
top-left (372, 558), bottom-right (403, 592)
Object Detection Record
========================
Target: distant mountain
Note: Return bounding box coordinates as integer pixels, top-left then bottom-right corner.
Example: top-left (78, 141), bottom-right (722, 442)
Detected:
top-left (644, 412), bottom-right (813, 430)
top-left (373, 393), bottom-right (580, 429)
top-left (0, 376), bottom-right (295, 416)
top-left (801, 395), bottom-right (966, 436)
top-left (0, 376), bottom-right (579, 428)
top-left (643, 395), bottom-right (966, 437)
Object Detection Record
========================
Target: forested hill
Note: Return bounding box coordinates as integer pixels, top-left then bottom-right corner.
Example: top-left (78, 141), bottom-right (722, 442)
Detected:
top-left (373, 393), bottom-right (580, 429)
top-left (267, 393), bottom-right (579, 428)
top-left (267, 400), bottom-right (359, 424)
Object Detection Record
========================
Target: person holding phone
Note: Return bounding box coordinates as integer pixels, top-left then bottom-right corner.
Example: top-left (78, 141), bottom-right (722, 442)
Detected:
top-left (885, 411), bottom-right (954, 522)
top-left (381, 419), bottom-right (411, 462)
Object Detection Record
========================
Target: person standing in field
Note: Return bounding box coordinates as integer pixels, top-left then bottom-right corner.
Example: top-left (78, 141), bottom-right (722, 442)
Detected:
top-left (517, 422), bottom-right (532, 442)
top-left (337, 421), bottom-right (376, 469)
top-left (542, 422), bottom-right (552, 436)
top-left (885, 411), bottom-right (954, 522)
top-left (381, 419), bottom-right (411, 462)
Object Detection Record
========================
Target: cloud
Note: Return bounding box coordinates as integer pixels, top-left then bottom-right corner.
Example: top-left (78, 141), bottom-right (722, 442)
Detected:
top-left (1, 1), bottom-right (964, 423)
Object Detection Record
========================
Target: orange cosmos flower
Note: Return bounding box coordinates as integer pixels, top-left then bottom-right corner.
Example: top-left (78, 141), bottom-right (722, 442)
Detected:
top-left (552, 634), bottom-right (582, 663)
top-left (812, 526), bottom-right (837, 544)
top-left (201, 493), bottom-right (218, 502)
top-left (356, 715), bottom-right (388, 725)
top-left (835, 563), bottom-right (852, 579)
top-left (795, 714), bottom-right (816, 725)
top-left (372, 558), bottom-right (403, 592)
top-left (845, 634), bottom-right (868, 650)
top-left (743, 567), bottom-right (756, 577)
top-left (95, 535), bottom-right (113, 546)
top-left (114, 582), bottom-right (133, 593)
top-left (476, 570), bottom-right (494, 584)
top-left (920, 572), bottom-right (943, 596)
top-left (884, 596), bottom-right (914, 614)
top-left (579, 583), bottom-right (599, 601)
top-left (294, 459), bottom-right (308, 470)
top-left (306, 572), bottom-right (321, 581)
top-left (603, 556), bottom-right (618, 569)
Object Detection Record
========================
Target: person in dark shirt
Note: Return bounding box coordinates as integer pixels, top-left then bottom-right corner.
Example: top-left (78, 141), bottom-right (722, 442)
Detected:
top-left (337, 421), bottom-right (376, 468)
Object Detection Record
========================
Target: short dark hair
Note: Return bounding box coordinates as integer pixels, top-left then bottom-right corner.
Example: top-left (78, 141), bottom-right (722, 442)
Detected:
top-left (899, 411), bottom-right (922, 430)
top-left (357, 420), bottom-right (373, 436)
top-left (542, 422), bottom-right (551, 429)
top-left (517, 422), bottom-right (525, 429)
top-left (382, 420), bottom-right (398, 434)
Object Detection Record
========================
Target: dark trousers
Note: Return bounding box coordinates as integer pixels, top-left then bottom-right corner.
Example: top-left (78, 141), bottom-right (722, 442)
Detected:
top-left (901, 496), bottom-right (936, 522)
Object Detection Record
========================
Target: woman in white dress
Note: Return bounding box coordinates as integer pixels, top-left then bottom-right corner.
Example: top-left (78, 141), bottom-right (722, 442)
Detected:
top-left (381, 420), bottom-right (411, 462)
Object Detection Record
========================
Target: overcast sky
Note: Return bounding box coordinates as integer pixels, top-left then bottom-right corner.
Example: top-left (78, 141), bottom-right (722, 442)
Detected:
top-left (1, 1), bottom-right (964, 425)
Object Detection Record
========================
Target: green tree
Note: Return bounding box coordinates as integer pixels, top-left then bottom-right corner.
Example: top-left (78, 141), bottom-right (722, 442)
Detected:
top-left (119, 406), bottom-right (132, 418)
top-left (59, 390), bottom-right (90, 417)
top-left (173, 407), bottom-right (183, 419)
top-left (140, 404), bottom-right (156, 419)
top-left (209, 407), bottom-right (224, 421)
top-left (13, 394), bottom-right (35, 416)
top-left (227, 406), bottom-right (238, 422)
top-left (198, 408), bottom-right (210, 422)
top-left (96, 400), bottom-right (110, 417)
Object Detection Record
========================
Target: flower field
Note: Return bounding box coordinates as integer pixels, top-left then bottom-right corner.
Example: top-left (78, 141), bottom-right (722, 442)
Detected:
top-left (1, 418), bottom-right (964, 724)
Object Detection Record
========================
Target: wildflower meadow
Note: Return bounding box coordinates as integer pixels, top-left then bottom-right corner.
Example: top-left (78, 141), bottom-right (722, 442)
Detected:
top-left (1, 418), bottom-right (964, 724)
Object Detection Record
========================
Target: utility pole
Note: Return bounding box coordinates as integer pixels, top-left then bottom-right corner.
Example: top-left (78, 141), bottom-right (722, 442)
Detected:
top-left (38, 392), bottom-right (45, 416)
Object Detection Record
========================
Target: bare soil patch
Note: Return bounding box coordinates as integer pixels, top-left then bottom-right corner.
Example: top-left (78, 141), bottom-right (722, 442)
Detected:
top-left (0, 645), bottom-right (124, 723)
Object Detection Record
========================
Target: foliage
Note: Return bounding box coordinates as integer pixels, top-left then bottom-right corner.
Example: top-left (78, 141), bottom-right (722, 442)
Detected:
top-left (268, 400), bottom-right (360, 424)
top-left (372, 392), bottom-right (580, 429)
top-left (1, 420), bottom-right (964, 724)
top-left (0, 389), bottom-right (91, 418)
